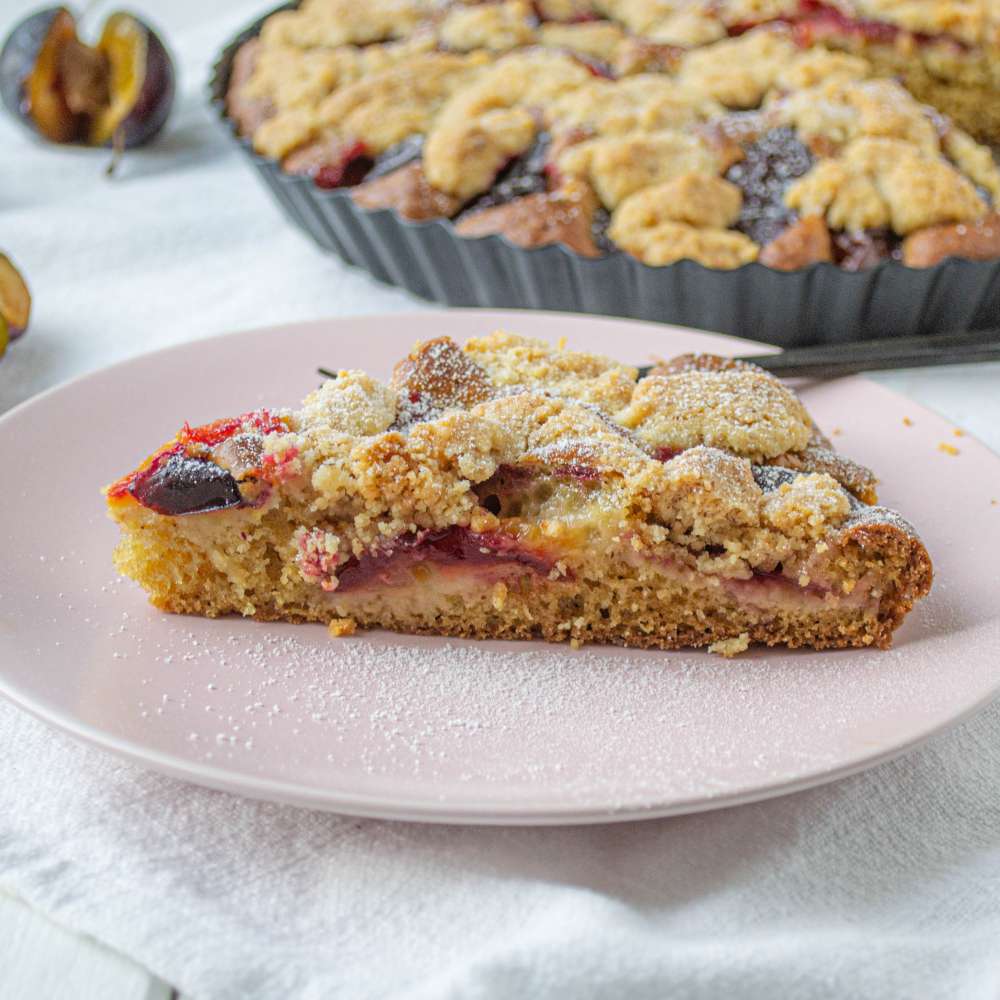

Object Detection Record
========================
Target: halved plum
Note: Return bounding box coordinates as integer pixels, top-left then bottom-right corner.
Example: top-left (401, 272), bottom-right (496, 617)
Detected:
top-left (0, 6), bottom-right (174, 149)
top-left (128, 450), bottom-right (245, 516)
top-left (0, 8), bottom-right (73, 140)
top-left (0, 253), bottom-right (31, 343)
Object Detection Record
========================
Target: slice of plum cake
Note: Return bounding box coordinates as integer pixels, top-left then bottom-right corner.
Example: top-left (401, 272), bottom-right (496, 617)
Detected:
top-left (106, 332), bottom-right (931, 653)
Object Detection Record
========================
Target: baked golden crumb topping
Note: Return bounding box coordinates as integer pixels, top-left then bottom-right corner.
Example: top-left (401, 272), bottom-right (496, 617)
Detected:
top-left (225, 1), bottom-right (1000, 270)
top-left (110, 330), bottom-right (889, 553)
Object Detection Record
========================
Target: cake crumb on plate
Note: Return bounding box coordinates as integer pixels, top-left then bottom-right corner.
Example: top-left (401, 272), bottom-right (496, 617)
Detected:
top-left (709, 633), bottom-right (750, 658)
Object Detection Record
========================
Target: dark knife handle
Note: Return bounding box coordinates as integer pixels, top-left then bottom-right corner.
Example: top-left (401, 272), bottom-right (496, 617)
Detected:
top-left (637, 328), bottom-right (1000, 380)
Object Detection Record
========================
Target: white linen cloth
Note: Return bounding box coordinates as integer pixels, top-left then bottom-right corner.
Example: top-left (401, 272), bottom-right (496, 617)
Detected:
top-left (3, 3), bottom-right (1000, 997)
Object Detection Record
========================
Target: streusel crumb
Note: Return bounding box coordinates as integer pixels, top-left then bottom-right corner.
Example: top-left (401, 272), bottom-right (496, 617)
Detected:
top-left (709, 633), bottom-right (751, 657)
top-left (328, 617), bottom-right (357, 637)
top-left (618, 371), bottom-right (812, 460)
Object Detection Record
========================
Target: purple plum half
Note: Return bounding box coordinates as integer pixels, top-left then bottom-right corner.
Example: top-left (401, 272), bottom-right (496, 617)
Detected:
top-left (0, 254), bottom-right (31, 342)
top-left (0, 6), bottom-right (174, 148)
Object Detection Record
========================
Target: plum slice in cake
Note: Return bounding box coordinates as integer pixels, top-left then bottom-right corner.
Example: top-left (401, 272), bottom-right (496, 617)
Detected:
top-left (106, 332), bottom-right (931, 653)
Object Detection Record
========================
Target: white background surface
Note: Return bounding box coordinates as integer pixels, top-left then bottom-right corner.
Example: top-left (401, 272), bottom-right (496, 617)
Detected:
top-left (2, 1), bottom-right (1000, 998)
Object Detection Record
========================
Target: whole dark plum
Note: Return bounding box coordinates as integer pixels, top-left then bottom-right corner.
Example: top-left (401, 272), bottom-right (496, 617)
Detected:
top-left (0, 6), bottom-right (174, 149)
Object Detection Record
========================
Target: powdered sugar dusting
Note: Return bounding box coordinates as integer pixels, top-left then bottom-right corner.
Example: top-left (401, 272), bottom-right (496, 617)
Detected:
top-left (754, 464), bottom-right (922, 542)
top-left (10, 498), bottom-right (947, 817)
top-left (81, 595), bottom-right (979, 815)
top-left (843, 504), bottom-right (920, 539)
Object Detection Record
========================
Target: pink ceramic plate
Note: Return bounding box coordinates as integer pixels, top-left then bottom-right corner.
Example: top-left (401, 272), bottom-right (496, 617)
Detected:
top-left (1, 311), bottom-right (998, 825)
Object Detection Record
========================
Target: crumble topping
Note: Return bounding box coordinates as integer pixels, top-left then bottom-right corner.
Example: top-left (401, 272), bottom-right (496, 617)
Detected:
top-left (536, 0), bottom-right (601, 20)
top-left (464, 329), bottom-right (638, 411)
top-left (230, 1), bottom-right (1000, 270)
top-left (618, 370), bottom-right (813, 460)
top-left (154, 333), bottom-right (883, 556)
top-left (610, 172), bottom-right (743, 232)
top-left (268, 333), bottom-right (878, 552)
top-left (259, 0), bottom-right (433, 49)
top-left (659, 445), bottom-right (763, 533)
top-left (610, 217), bottom-right (760, 267)
top-left (770, 443), bottom-right (878, 505)
top-left (426, 105), bottom-right (537, 199)
top-left (849, 0), bottom-right (988, 46)
top-left (640, 8), bottom-right (727, 46)
top-left (318, 51), bottom-right (488, 156)
top-left (439, 0), bottom-right (538, 51)
top-left (558, 129), bottom-right (720, 207)
top-left (676, 27), bottom-right (797, 108)
top-left (762, 474), bottom-right (852, 537)
top-left (475, 48), bottom-right (598, 104)
top-left (771, 77), bottom-right (941, 152)
top-left (786, 135), bottom-right (988, 234)
top-left (294, 370), bottom-right (397, 437)
top-left (550, 76), bottom-right (721, 137)
top-left (422, 51), bottom-right (590, 198)
top-left (295, 526), bottom-right (344, 590)
top-left (538, 21), bottom-right (629, 63)
top-left (242, 45), bottom-right (362, 115)
top-left (943, 128), bottom-right (1000, 202)
top-left (773, 48), bottom-right (871, 91)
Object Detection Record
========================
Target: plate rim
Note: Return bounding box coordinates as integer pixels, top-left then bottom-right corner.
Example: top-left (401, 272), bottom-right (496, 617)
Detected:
top-left (6, 678), bottom-right (993, 825)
